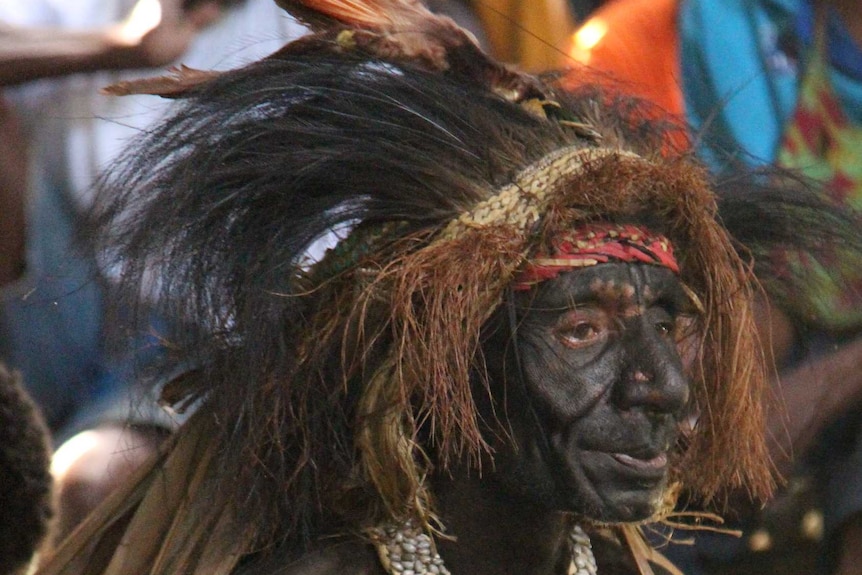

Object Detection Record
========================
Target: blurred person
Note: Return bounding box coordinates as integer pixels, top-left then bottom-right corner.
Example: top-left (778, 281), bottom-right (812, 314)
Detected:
top-left (0, 0), bottom-right (224, 290)
top-left (0, 0), bottom-right (304, 435)
top-left (564, 1), bottom-right (862, 574)
top-left (0, 0), bottom-right (225, 85)
top-left (0, 0), bottom-right (306, 542)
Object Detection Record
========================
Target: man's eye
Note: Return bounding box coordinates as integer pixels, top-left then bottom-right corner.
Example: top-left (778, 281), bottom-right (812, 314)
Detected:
top-left (556, 314), bottom-right (608, 350)
top-left (651, 306), bottom-right (693, 342)
top-left (570, 322), bottom-right (599, 341)
top-left (655, 320), bottom-right (675, 337)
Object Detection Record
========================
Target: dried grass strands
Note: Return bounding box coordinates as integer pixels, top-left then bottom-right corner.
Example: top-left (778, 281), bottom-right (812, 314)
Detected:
top-left (38, 412), bottom-right (247, 575)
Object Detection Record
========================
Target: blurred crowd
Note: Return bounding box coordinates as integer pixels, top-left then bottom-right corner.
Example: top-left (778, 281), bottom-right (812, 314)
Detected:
top-left (0, 1), bottom-right (860, 574)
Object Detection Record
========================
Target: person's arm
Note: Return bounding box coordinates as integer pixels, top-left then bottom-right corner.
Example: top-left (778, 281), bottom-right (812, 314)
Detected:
top-left (0, 0), bottom-right (223, 86)
top-left (767, 338), bottom-right (862, 472)
top-left (0, 95), bottom-right (25, 285)
top-left (758, 299), bottom-right (862, 473)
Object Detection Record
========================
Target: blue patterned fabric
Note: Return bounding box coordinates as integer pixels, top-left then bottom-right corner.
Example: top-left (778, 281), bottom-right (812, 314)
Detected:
top-left (680, 0), bottom-right (862, 168)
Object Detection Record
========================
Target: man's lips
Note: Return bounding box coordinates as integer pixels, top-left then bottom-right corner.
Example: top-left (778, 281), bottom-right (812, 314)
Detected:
top-left (609, 451), bottom-right (668, 479)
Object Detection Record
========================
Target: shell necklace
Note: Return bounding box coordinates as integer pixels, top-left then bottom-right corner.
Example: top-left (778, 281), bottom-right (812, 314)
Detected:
top-left (371, 520), bottom-right (598, 575)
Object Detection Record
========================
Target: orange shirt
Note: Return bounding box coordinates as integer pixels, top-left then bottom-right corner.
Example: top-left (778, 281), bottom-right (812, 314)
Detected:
top-left (563, 0), bottom-right (684, 118)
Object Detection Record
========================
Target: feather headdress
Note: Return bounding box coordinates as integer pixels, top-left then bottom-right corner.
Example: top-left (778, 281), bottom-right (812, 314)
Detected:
top-left (40, 1), bottom-right (862, 574)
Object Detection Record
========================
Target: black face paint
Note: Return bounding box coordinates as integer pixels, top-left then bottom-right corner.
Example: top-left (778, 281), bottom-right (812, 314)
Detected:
top-left (482, 263), bottom-right (694, 522)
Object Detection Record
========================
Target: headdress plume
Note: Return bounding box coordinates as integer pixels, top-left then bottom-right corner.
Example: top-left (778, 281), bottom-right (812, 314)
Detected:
top-left (39, 1), bottom-right (862, 575)
top-left (104, 0), bottom-right (546, 107)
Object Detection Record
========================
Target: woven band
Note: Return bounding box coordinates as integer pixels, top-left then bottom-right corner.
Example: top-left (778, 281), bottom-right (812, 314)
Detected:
top-left (513, 223), bottom-right (679, 290)
top-left (439, 146), bottom-right (642, 240)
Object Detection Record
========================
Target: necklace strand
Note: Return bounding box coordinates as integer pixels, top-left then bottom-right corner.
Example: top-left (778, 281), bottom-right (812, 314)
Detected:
top-left (372, 521), bottom-right (597, 575)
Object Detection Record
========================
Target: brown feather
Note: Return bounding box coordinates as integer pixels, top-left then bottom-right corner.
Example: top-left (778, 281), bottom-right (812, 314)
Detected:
top-left (271, 0), bottom-right (544, 101)
top-left (98, 1), bottom-right (542, 106)
top-left (37, 446), bottom-right (167, 575)
top-left (274, 0), bottom-right (432, 30)
top-left (100, 66), bottom-right (222, 98)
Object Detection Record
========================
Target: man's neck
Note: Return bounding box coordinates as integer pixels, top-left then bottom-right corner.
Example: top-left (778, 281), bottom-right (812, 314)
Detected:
top-left (431, 472), bottom-right (574, 575)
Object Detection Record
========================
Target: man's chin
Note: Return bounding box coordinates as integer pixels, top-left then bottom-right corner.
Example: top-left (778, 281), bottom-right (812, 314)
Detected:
top-left (590, 487), bottom-right (667, 523)
top-left (560, 453), bottom-right (669, 522)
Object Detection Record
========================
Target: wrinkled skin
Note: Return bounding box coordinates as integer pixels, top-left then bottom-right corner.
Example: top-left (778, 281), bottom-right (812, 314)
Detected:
top-left (482, 262), bottom-right (694, 523)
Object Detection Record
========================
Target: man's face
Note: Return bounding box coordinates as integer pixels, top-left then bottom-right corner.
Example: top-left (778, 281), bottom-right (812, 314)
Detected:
top-left (484, 263), bottom-right (694, 522)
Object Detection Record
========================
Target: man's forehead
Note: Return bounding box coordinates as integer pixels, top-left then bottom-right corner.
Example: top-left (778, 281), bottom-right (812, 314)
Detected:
top-left (525, 263), bottom-right (685, 307)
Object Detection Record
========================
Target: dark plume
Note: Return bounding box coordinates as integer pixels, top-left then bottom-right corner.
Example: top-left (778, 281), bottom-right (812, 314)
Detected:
top-left (89, 55), bottom-right (582, 556)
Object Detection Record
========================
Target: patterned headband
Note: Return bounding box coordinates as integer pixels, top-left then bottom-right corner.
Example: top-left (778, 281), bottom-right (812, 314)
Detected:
top-left (514, 223), bottom-right (679, 290)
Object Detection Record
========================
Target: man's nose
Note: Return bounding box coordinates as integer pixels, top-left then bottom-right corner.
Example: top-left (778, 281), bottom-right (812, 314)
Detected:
top-left (613, 324), bottom-right (690, 416)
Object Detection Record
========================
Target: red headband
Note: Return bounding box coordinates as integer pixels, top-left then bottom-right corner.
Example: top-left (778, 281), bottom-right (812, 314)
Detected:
top-left (513, 223), bottom-right (679, 291)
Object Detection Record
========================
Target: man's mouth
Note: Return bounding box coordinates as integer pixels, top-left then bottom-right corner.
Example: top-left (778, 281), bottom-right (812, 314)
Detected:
top-left (609, 451), bottom-right (668, 479)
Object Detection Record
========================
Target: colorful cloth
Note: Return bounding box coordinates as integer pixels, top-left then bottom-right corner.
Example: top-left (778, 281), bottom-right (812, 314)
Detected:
top-left (776, 11), bottom-right (862, 328)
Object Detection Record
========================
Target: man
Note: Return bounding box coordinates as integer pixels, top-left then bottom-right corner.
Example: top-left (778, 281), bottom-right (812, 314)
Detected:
top-left (36, 1), bottom-right (860, 574)
top-left (565, 2), bottom-right (862, 572)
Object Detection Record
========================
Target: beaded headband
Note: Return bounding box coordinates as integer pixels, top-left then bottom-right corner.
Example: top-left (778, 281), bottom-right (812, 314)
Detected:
top-left (514, 223), bottom-right (680, 291)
